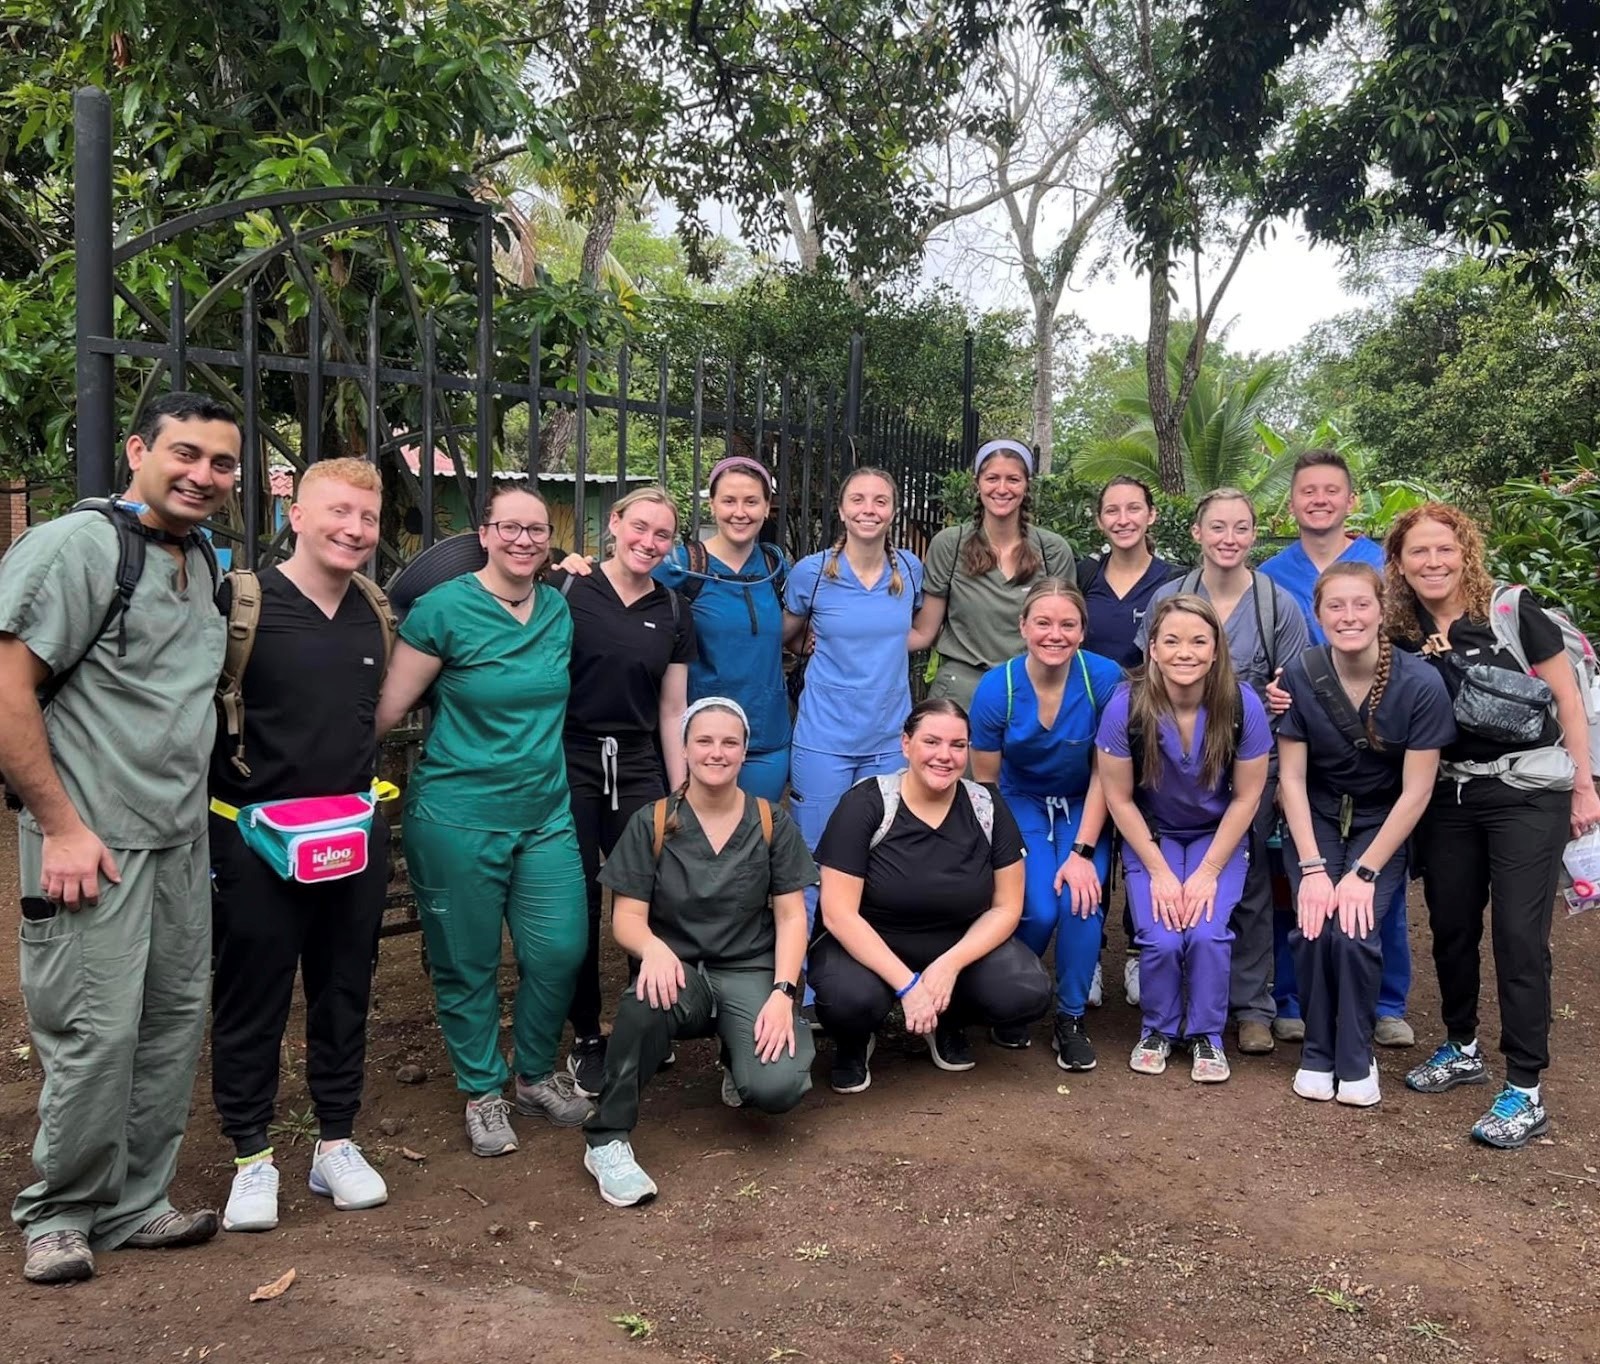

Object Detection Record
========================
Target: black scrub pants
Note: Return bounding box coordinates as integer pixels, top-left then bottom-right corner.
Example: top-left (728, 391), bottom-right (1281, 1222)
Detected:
top-left (565, 735), bottom-right (665, 1040)
top-left (808, 927), bottom-right (1052, 1046)
top-left (1229, 768), bottom-right (1281, 1026)
top-left (1414, 778), bottom-right (1568, 1088)
top-left (210, 814), bottom-right (390, 1157)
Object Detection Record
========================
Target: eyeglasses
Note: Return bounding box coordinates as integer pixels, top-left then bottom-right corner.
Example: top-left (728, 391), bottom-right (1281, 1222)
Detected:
top-left (486, 520), bottom-right (553, 543)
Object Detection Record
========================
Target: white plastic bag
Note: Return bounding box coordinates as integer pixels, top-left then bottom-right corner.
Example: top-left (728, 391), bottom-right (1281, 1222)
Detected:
top-left (1560, 828), bottom-right (1600, 916)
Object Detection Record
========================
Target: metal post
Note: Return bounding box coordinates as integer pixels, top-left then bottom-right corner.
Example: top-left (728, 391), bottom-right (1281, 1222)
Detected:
top-left (74, 87), bottom-right (115, 497)
top-left (169, 280), bottom-right (188, 390)
top-left (691, 350), bottom-right (705, 538)
top-left (843, 332), bottom-right (864, 448)
top-left (775, 374), bottom-right (791, 549)
top-left (475, 211), bottom-right (494, 516)
top-left (240, 283), bottom-right (261, 566)
top-left (616, 345), bottom-right (630, 494)
top-left (960, 329), bottom-right (976, 465)
top-left (421, 312), bottom-right (437, 550)
top-left (655, 348), bottom-right (669, 487)
top-left (574, 329), bottom-right (590, 553)
top-left (528, 318), bottom-right (542, 480)
top-left (305, 301), bottom-right (323, 464)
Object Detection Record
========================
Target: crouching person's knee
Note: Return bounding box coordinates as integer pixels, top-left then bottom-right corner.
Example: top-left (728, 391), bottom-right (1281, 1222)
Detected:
top-left (740, 1060), bottom-right (814, 1115)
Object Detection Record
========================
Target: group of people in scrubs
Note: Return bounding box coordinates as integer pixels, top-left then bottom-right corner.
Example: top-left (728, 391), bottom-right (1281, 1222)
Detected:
top-left (376, 439), bottom-right (1593, 1213)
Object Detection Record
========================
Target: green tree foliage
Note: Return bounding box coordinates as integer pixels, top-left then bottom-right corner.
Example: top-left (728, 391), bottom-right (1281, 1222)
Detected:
top-left (1489, 453), bottom-right (1600, 631)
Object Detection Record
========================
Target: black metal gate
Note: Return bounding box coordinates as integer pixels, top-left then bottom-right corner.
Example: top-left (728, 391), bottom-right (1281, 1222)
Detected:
top-left (71, 87), bottom-right (977, 575)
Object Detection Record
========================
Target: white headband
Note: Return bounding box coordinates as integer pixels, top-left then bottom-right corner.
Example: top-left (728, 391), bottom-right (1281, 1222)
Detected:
top-left (974, 438), bottom-right (1035, 476)
top-left (681, 696), bottom-right (751, 743)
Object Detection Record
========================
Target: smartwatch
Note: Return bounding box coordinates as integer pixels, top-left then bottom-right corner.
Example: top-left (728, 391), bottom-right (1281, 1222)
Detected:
top-left (1354, 864), bottom-right (1379, 884)
top-left (772, 980), bottom-right (799, 999)
top-left (1071, 841), bottom-right (1096, 860)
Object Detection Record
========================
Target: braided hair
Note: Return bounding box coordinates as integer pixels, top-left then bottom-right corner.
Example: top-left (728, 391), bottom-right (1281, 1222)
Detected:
top-left (1312, 561), bottom-right (1391, 750)
top-left (823, 466), bottom-right (905, 595)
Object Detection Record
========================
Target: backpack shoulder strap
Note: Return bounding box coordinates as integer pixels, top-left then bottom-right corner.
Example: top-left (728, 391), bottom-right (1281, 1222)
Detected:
top-left (1077, 554), bottom-right (1103, 595)
top-left (1004, 655), bottom-right (1017, 725)
top-left (35, 502), bottom-right (145, 709)
top-left (756, 796), bottom-right (773, 846)
top-left (761, 542), bottom-right (787, 605)
top-left (867, 772), bottom-right (902, 850)
top-left (350, 572), bottom-right (399, 676)
top-left (651, 797), bottom-right (669, 859)
top-left (1252, 570), bottom-right (1279, 677)
top-left (1489, 583), bottom-right (1531, 669)
top-left (1077, 650), bottom-right (1095, 710)
top-left (559, 572), bottom-right (577, 599)
top-left (217, 568), bottom-right (263, 777)
top-left (1300, 644), bottom-right (1369, 750)
top-left (1180, 566), bottom-right (1204, 595)
top-left (667, 586), bottom-right (680, 630)
top-left (960, 779), bottom-right (995, 844)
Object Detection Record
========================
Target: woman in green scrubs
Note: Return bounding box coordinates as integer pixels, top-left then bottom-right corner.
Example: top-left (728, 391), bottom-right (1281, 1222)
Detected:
top-left (580, 697), bottom-right (817, 1208)
top-left (377, 485), bottom-right (590, 1158)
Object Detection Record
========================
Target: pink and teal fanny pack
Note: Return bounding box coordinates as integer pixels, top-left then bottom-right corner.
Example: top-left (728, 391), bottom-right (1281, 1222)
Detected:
top-left (217, 792), bottom-right (376, 883)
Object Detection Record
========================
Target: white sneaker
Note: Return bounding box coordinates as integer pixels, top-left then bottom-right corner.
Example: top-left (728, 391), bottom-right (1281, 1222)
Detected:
top-left (1088, 962), bottom-right (1103, 1009)
top-left (1123, 957), bottom-right (1141, 1007)
top-left (309, 1140), bottom-right (389, 1210)
top-left (223, 1158), bottom-right (280, 1232)
top-left (1293, 1068), bottom-right (1336, 1102)
top-left (585, 1140), bottom-right (658, 1207)
top-left (721, 1068), bottom-right (743, 1109)
top-left (1336, 1063), bottom-right (1382, 1108)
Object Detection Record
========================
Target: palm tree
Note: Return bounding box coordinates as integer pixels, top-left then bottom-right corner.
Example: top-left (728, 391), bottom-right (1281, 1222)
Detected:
top-left (1074, 337), bottom-right (1295, 504)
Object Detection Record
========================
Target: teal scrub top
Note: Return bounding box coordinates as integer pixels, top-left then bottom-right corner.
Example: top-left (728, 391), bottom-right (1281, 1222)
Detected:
top-left (399, 573), bottom-right (573, 832)
top-left (969, 650), bottom-right (1125, 800)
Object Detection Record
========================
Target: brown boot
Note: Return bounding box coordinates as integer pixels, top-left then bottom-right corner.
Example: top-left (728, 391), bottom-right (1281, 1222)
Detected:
top-left (1237, 1019), bottom-right (1275, 1054)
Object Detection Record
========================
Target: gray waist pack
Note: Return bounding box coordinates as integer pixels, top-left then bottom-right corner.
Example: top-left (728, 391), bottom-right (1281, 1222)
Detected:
top-left (1449, 657), bottom-right (1552, 744)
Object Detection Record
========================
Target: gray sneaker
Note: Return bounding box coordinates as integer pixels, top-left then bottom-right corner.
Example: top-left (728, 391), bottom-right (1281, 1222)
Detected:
top-left (23, 1229), bottom-right (94, 1284)
top-left (465, 1093), bottom-right (519, 1157)
top-left (720, 1068), bottom-right (743, 1108)
top-left (515, 1070), bottom-right (593, 1127)
top-left (122, 1208), bottom-right (219, 1249)
top-left (584, 1140), bottom-right (658, 1207)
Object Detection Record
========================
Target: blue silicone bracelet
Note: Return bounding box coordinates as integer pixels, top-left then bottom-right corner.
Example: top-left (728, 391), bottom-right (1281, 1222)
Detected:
top-left (895, 972), bottom-right (922, 999)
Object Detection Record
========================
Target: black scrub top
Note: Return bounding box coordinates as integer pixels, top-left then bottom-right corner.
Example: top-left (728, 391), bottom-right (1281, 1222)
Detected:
top-left (1277, 646), bottom-right (1456, 826)
top-left (815, 778), bottom-right (1024, 936)
top-left (600, 795), bottom-right (816, 968)
top-left (1080, 554), bottom-right (1180, 670)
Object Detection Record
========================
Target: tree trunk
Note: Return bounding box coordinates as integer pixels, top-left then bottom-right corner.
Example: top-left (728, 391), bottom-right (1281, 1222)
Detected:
top-left (1029, 292), bottom-right (1055, 474)
top-left (540, 198), bottom-right (619, 471)
top-left (1145, 246), bottom-right (1185, 494)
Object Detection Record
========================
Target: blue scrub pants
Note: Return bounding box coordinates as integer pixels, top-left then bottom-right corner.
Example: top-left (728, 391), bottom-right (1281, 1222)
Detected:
top-left (789, 743), bottom-right (904, 1004)
top-left (1274, 878), bottom-right (1410, 1021)
top-left (1010, 793), bottom-right (1112, 1017)
top-left (738, 746), bottom-right (791, 803)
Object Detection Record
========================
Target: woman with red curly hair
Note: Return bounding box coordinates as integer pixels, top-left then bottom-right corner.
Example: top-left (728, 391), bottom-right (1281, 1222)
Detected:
top-left (1386, 503), bottom-right (1600, 1148)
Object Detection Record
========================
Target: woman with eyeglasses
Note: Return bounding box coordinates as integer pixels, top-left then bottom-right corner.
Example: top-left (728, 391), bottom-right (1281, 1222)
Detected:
top-left (377, 485), bottom-right (590, 1160)
top-left (546, 486), bottom-right (696, 1099)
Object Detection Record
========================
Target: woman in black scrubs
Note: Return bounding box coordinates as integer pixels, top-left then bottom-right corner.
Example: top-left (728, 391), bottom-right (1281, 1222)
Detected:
top-left (809, 699), bottom-right (1052, 1093)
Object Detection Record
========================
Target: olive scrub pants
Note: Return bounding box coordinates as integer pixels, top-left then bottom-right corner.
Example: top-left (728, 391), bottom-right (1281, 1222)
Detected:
top-left (404, 810), bottom-right (587, 1096)
top-left (12, 825), bottom-right (210, 1249)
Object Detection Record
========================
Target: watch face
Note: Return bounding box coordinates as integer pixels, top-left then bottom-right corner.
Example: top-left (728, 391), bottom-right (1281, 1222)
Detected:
top-left (1356, 866), bottom-right (1377, 883)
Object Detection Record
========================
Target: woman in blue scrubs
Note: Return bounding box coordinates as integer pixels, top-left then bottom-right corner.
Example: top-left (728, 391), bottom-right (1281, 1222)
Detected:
top-left (654, 457), bottom-right (793, 800)
top-left (970, 579), bottom-right (1124, 1071)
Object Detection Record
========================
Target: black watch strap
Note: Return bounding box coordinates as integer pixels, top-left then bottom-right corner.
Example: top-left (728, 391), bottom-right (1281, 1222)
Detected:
top-left (1071, 841), bottom-right (1096, 860)
top-left (772, 980), bottom-right (798, 999)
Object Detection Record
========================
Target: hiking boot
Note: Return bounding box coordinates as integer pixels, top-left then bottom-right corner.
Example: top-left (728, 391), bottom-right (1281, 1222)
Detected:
top-left (1129, 1033), bottom-right (1171, 1075)
top-left (1292, 1068), bottom-right (1335, 1102)
top-left (1271, 1016), bottom-right (1305, 1043)
top-left (1237, 1020), bottom-right (1275, 1054)
top-left (720, 1068), bottom-right (743, 1109)
top-left (830, 1036), bottom-right (876, 1094)
top-left (22, 1229), bottom-right (93, 1284)
top-left (465, 1093), bottom-right (518, 1157)
top-left (123, 1208), bottom-right (219, 1249)
top-left (1123, 956), bottom-right (1141, 1007)
top-left (1336, 1064), bottom-right (1381, 1108)
top-left (1053, 1014), bottom-right (1097, 1071)
top-left (1088, 962), bottom-right (1104, 1008)
top-left (1406, 1041), bottom-right (1490, 1094)
top-left (566, 1035), bottom-right (607, 1099)
top-left (1190, 1038), bottom-right (1231, 1083)
top-left (927, 1020), bottom-right (975, 1072)
top-left (515, 1070), bottom-right (593, 1128)
top-left (988, 1024), bottom-right (1031, 1049)
top-left (223, 1157), bottom-right (280, 1232)
top-left (584, 1140), bottom-right (658, 1207)
top-left (309, 1141), bottom-right (389, 1211)
top-left (1374, 1016), bottom-right (1416, 1048)
top-left (1471, 1086), bottom-right (1549, 1150)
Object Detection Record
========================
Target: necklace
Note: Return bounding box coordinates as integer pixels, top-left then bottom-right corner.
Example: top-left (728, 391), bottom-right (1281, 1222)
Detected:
top-left (482, 582), bottom-right (533, 607)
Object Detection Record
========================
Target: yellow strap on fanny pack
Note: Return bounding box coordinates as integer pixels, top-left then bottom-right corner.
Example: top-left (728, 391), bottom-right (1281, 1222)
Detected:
top-left (210, 779), bottom-right (398, 824)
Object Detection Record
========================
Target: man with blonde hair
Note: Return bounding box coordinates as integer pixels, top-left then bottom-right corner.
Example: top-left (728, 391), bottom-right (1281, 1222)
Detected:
top-left (208, 457), bottom-right (398, 1234)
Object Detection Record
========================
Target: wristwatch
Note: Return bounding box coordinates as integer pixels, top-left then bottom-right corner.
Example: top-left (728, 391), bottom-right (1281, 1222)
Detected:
top-left (772, 980), bottom-right (798, 999)
top-left (1071, 841), bottom-right (1096, 860)
top-left (1354, 864), bottom-right (1378, 883)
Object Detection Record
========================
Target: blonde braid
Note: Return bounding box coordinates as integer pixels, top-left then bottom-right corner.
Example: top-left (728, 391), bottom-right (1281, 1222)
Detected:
top-left (822, 528), bottom-right (847, 582)
top-left (1365, 634), bottom-right (1392, 751)
top-left (887, 537), bottom-right (905, 596)
top-left (661, 778), bottom-right (692, 839)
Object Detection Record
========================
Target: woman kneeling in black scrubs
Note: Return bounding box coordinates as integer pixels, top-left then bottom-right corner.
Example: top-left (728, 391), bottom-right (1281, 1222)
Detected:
top-left (810, 699), bottom-right (1052, 1093)
top-left (581, 698), bottom-right (817, 1207)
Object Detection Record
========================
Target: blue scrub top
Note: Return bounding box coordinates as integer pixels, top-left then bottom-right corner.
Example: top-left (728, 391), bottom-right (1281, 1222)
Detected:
top-left (970, 650), bottom-right (1126, 800)
top-left (654, 544), bottom-right (792, 756)
top-left (1259, 536), bottom-right (1384, 645)
top-left (785, 548), bottom-right (924, 756)
top-left (1081, 554), bottom-right (1180, 669)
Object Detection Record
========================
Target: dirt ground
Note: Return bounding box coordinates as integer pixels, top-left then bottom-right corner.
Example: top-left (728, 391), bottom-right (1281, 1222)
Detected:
top-left (2, 821), bottom-right (1600, 1364)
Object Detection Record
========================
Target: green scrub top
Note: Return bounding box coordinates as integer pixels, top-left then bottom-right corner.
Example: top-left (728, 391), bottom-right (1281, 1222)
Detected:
top-left (0, 510), bottom-right (225, 849)
top-left (923, 524), bottom-right (1077, 670)
top-left (599, 795), bottom-right (817, 968)
top-left (399, 573), bottom-right (574, 832)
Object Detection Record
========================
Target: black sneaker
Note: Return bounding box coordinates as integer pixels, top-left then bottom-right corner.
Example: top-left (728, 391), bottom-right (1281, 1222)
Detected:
top-left (566, 1034), bottom-right (607, 1099)
top-left (1405, 1041), bottom-right (1490, 1094)
top-left (1052, 1014), bottom-right (1097, 1071)
top-left (927, 1021), bottom-right (975, 1072)
top-left (989, 1024), bottom-right (1031, 1049)
top-left (830, 1036), bottom-right (875, 1094)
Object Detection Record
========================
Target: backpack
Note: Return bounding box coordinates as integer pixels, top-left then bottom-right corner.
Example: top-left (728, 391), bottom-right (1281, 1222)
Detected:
top-left (651, 792), bottom-right (773, 858)
top-left (216, 568), bottom-right (398, 779)
top-left (679, 538), bottom-right (786, 606)
top-left (1486, 583), bottom-right (1600, 778)
top-left (866, 771), bottom-right (994, 849)
top-left (1179, 567), bottom-right (1279, 678)
top-left (1299, 645), bottom-right (1371, 751)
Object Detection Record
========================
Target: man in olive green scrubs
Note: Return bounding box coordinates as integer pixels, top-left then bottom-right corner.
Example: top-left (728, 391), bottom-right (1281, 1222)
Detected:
top-left (0, 393), bottom-right (239, 1285)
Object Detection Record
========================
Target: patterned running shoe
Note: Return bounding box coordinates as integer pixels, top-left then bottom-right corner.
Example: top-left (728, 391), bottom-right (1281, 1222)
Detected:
top-left (1405, 1041), bottom-right (1489, 1094)
top-left (1471, 1086), bottom-right (1549, 1150)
